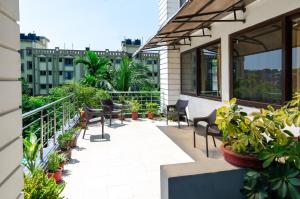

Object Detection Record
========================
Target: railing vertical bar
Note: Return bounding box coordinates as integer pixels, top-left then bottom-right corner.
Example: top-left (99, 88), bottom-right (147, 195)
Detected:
top-left (53, 105), bottom-right (56, 145)
top-left (40, 110), bottom-right (44, 162)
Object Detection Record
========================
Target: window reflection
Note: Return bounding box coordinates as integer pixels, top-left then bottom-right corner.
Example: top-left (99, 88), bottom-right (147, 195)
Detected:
top-left (292, 16), bottom-right (300, 93)
top-left (232, 21), bottom-right (283, 104)
top-left (181, 50), bottom-right (197, 94)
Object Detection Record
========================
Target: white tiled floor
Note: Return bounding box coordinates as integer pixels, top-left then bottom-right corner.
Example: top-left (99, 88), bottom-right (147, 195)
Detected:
top-left (62, 119), bottom-right (194, 199)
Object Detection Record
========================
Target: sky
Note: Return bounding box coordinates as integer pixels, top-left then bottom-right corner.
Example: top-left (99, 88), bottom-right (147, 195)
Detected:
top-left (19, 0), bottom-right (159, 51)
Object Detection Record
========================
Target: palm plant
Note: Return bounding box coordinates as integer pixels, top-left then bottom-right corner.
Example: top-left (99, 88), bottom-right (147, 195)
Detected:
top-left (75, 51), bottom-right (114, 90)
top-left (23, 132), bottom-right (41, 173)
top-left (113, 57), bottom-right (154, 91)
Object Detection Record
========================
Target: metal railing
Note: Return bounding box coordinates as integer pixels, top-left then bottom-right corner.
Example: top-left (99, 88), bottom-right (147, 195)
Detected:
top-left (109, 91), bottom-right (161, 114)
top-left (22, 94), bottom-right (79, 163)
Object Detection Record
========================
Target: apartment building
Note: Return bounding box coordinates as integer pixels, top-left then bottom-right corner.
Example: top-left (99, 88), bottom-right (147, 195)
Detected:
top-left (20, 35), bottom-right (160, 95)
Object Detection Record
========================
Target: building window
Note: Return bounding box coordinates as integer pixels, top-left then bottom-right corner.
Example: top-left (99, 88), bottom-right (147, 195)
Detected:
top-left (231, 20), bottom-right (283, 105)
top-left (59, 71), bottom-right (63, 75)
top-left (40, 71), bottom-right (47, 76)
top-left (48, 71), bottom-right (52, 75)
top-left (146, 60), bottom-right (152, 65)
top-left (199, 41), bottom-right (221, 97)
top-left (21, 63), bottom-right (24, 72)
top-left (27, 75), bottom-right (33, 83)
top-left (181, 49), bottom-right (197, 95)
top-left (59, 58), bottom-right (63, 62)
top-left (27, 61), bottom-right (33, 70)
top-left (40, 57), bottom-right (46, 62)
top-left (26, 48), bottom-right (32, 56)
top-left (292, 15), bottom-right (300, 94)
top-left (49, 84), bottom-right (53, 89)
top-left (20, 49), bottom-right (24, 59)
top-left (48, 58), bottom-right (52, 62)
top-left (40, 84), bottom-right (47, 89)
top-left (153, 60), bottom-right (158, 65)
top-left (116, 59), bottom-right (121, 64)
top-left (64, 58), bottom-right (73, 66)
top-left (64, 71), bottom-right (73, 80)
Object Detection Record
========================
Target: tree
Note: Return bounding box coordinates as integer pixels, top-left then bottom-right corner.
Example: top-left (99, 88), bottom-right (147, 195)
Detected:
top-left (113, 57), bottom-right (155, 91)
top-left (75, 51), bottom-right (113, 90)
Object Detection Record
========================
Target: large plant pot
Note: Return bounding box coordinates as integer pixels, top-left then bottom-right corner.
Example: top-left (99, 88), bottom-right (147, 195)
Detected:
top-left (221, 143), bottom-right (263, 169)
top-left (47, 169), bottom-right (62, 183)
top-left (147, 112), bottom-right (154, 120)
top-left (132, 112), bottom-right (138, 120)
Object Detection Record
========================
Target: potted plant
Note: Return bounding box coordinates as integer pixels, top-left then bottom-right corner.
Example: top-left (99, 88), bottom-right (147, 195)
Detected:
top-left (23, 132), bottom-right (41, 174)
top-left (146, 102), bottom-right (159, 119)
top-left (24, 168), bottom-right (65, 198)
top-left (58, 132), bottom-right (73, 160)
top-left (79, 107), bottom-right (86, 128)
top-left (69, 127), bottom-right (81, 148)
top-left (216, 96), bottom-right (300, 169)
top-left (118, 95), bottom-right (126, 120)
top-left (47, 152), bottom-right (63, 183)
top-left (129, 100), bottom-right (140, 120)
top-left (57, 153), bottom-right (67, 171)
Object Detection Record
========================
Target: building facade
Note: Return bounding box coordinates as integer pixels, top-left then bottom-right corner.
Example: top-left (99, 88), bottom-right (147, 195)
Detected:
top-left (138, 0), bottom-right (300, 125)
top-left (20, 36), bottom-right (160, 95)
top-left (0, 0), bottom-right (24, 198)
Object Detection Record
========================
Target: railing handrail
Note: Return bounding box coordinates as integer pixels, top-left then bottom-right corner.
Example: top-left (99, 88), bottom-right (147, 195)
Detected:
top-left (22, 94), bottom-right (74, 119)
top-left (109, 91), bottom-right (160, 94)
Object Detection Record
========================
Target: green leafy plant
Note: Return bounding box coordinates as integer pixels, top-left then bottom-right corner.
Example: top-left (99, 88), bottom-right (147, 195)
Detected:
top-left (23, 132), bottom-right (41, 174)
top-left (146, 102), bottom-right (159, 114)
top-left (57, 153), bottom-right (66, 165)
top-left (216, 94), bottom-right (300, 199)
top-left (58, 132), bottom-right (73, 151)
top-left (129, 100), bottom-right (141, 113)
top-left (242, 164), bottom-right (300, 199)
top-left (47, 152), bottom-right (61, 172)
top-left (23, 168), bottom-right (65, 199)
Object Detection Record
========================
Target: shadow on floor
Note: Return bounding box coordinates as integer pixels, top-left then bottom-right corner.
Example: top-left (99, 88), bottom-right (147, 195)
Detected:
top-left (68, 158), bottom-right (80, 165)
top-left (90, 134), bottom-right (110, 142)
top-left (74, 146), bottom-right (87, 151)
top-left (157, 125), bottom-right (223, 161)
top-left (106, 122), bottom-right (127, 129)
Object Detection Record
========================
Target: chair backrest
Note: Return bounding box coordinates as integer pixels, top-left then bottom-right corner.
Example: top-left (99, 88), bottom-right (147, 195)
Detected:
top-left (101, 99), bottom-right (114, 112)
top-left (207, 109), bottom-right (217, 125)
top-left (175, 100), bottom-right (188, 112)
top-left (83, 104), bottom-right (92, 119)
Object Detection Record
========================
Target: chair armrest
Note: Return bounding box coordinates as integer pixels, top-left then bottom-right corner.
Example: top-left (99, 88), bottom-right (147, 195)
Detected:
top-left (113, 103), bottom-right (123, 109)
top-left (193, 116), bottom-right (209, 127)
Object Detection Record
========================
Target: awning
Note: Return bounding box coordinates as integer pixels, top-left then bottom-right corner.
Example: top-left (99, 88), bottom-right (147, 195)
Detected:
top-left (134, 0), bottom-right (255, 55)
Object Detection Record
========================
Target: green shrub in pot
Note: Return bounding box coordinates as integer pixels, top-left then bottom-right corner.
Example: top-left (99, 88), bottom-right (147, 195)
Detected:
top-left (23, 168), bottom-right (65, 199)
top-left (216, 94), bottom-right (300, 199)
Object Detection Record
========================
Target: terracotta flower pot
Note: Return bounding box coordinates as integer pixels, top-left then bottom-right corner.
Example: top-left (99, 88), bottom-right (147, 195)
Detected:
top-left (132, 112), bottom-right (138, 120)
top-left (69, 136), bottom-right (77, 148)
top-left (147, 112), bottom-right (154, 120)
top-left (47, 169), bottom-right (62, 183)
top-left (220, 143), bottom-right (263, 169)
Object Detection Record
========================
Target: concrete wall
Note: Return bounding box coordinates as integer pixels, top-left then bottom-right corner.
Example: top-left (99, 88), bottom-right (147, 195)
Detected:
top-left (0, 0), bottom-right (24, 198)
top-left (161, 160), bottom-right (245, 199)
top-left (173, 0), bottom-right (300, 123)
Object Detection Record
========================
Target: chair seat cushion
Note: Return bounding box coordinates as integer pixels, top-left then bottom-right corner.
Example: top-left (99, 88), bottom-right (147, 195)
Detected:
top-left (208, 126), bottom-right (222, 136)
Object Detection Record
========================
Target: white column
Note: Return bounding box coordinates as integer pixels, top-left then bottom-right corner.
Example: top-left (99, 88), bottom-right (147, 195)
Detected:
top-left (159, 0), bottom-right (181, 108)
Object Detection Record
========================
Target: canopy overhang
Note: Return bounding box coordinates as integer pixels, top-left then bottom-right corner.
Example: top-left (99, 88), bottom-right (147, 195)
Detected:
top-left (134, 0), bottom-right (255, 56)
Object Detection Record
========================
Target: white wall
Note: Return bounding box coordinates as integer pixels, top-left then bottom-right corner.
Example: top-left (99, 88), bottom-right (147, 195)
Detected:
top-left (176, 0), bottom-right (300, 122)
top-left (0, 0), bottom-right (23, 198)
top-left (159, 0), bottom-right (181, 107)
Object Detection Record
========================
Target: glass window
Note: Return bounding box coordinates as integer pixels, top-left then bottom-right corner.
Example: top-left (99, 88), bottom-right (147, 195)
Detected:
top-left (199, 42), bottom-right (221, 97)
top-left (64, 58), bottom-right (73, 66)
top-left (64, 71), bottom-right (73, 80)
top-left (181, 49), bottom-right (197, 95)
top-left (27, 61), bottom-right (33, 70)
top-left (27, 75), bottom-right (33, 83)
top-left (40, 71), bottom-right (46, 76)
top-left (292, 16), bottom-right (300, 94)
top-left (232, 21), bottom-right (283, 104)
top-left (39, 57), bottom-right (46, 62)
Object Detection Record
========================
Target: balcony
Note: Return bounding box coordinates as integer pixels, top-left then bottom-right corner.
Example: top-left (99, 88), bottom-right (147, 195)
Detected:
top-left (21, 91), bottom-right (239, 199)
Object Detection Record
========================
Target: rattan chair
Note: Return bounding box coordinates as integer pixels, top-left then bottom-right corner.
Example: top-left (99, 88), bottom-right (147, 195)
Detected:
top-left (166, 100), bottom-right (189, 128)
